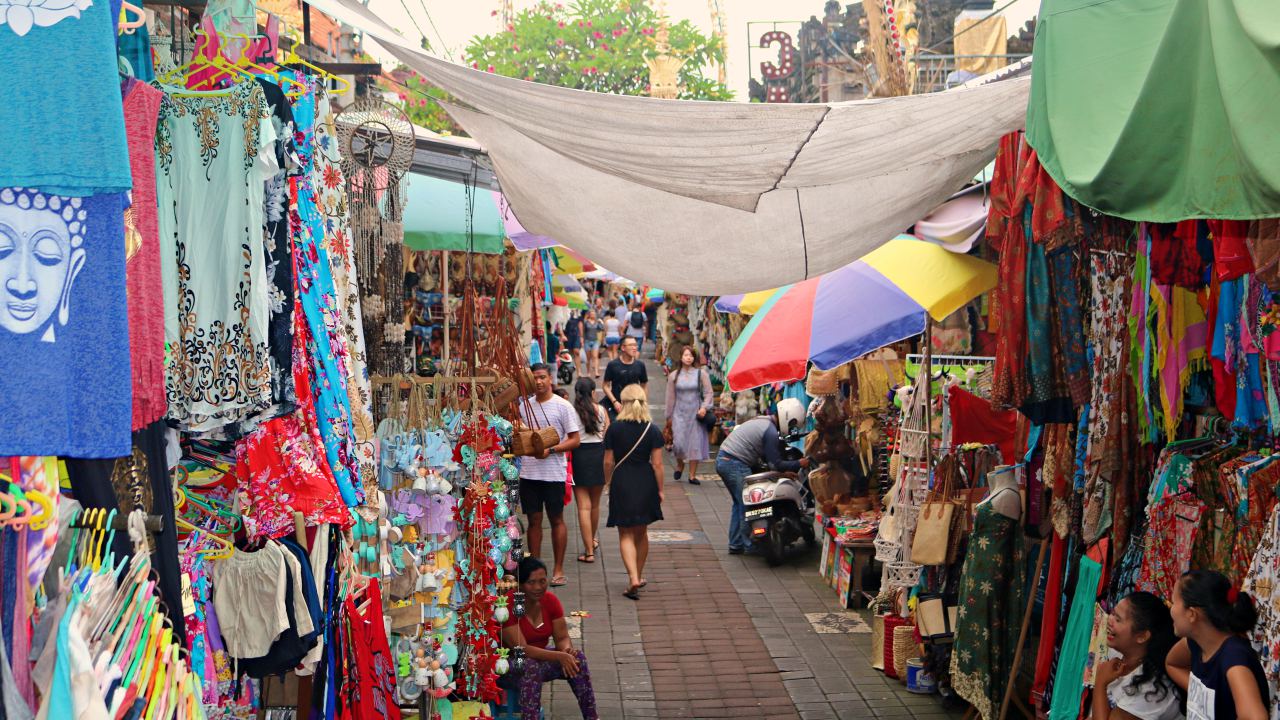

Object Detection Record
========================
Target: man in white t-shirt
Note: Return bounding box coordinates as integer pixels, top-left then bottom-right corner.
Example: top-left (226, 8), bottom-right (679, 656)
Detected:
top-left (518, 363), bottom-right (582, 585)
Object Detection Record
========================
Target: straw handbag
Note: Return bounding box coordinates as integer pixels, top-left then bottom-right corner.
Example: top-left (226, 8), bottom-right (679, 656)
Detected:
top-left (911, 467), bottom-right (956, 566)
top-left (806, 366), bottom-right (838, 396)
top-left (512, 396), bottom-right (561, 458)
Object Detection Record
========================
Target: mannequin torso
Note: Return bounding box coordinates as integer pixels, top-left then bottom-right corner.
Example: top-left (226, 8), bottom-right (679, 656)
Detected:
top-left (980, 465), bottom-right (1022, 521)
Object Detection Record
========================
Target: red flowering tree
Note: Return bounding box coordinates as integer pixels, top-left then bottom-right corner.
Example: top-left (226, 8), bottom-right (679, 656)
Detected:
top-left (464, 0), bottom-right (731, 100)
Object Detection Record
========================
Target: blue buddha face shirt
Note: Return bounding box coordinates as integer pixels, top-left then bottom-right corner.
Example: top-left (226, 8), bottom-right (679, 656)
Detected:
top-left (0, 188), bottom-right (131, 457)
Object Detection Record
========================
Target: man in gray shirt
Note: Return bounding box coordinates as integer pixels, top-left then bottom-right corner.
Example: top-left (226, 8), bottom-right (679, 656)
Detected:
top-left (715, 399), bottom-right (808, 554)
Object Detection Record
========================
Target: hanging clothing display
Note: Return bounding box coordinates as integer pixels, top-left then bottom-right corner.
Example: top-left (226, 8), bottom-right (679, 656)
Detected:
top-left (950, 493), bottom-right (1025, 720)
top-left (158, 79), bottom-right (277, 433)
top-left (0, 188), bottom-right (132, 457)
top-left (0, 0), bottom-right (131, 195)
top-left (123, 79), bottom-right (169, 430)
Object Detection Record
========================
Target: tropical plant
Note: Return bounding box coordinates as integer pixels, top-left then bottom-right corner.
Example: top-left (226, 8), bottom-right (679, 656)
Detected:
top-left (464, 0), bottom-right (732, 100)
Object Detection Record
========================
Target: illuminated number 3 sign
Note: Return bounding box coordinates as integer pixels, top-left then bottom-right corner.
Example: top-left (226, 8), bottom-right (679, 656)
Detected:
top-left (759, 30), bottom-right (795, 103)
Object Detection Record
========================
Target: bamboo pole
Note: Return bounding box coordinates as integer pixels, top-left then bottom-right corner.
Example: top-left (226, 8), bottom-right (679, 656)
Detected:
top-left (997, 536), bottom-right (1051, 720)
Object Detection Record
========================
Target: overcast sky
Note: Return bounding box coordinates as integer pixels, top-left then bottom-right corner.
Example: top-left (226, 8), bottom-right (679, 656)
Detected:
top-left (362, 0), bottom-right (1040, 100)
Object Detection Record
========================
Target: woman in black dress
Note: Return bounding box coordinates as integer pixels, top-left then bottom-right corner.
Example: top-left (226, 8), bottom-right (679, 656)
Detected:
top-left (571, 377), bottom-right (608, 563)
top-left (603, 384), bottom-right (665, 600)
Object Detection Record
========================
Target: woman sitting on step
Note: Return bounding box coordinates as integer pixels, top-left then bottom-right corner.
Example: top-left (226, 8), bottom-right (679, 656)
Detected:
top-left (501, 557), bottom-right (600, 720)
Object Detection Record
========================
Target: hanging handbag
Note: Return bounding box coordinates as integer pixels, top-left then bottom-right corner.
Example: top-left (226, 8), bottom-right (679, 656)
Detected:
top-left (910, 465), bottom-right (955, 566)
top-left (916, 594), bottom-right (958, 642)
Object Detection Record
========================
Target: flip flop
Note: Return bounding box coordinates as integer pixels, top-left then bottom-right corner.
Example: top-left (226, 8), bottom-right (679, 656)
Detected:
top-left (551, 576), bottom-right (568, 587)
top-left (623, 585), bottom-right (640, 600)
top-left (576, 553), bottom-right (595, 564)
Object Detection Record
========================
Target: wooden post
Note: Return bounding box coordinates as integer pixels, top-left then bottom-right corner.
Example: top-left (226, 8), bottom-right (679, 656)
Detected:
top-left (997, 536), bottom-right (1051, 720)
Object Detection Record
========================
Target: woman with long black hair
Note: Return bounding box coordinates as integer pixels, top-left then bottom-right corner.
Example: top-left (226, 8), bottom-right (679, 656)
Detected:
top-left (571, 377), bottom-right (608, 563)
top-left (1093, 591), bottom-right (1182, 719)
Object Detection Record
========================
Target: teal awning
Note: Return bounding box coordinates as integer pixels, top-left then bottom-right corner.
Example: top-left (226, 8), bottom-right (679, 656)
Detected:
top-left (401, 173), bottom-right (506, 254)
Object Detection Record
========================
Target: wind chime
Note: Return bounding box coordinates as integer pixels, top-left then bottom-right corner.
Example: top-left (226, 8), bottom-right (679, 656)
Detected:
top-left (339, 98), bottom-right (415, 386)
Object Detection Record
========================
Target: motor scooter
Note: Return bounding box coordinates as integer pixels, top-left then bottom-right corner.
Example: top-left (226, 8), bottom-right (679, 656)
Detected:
top-left (741, 430), bottom-right (817, 566)
top-left (556, 349), bottom-right (576, 386)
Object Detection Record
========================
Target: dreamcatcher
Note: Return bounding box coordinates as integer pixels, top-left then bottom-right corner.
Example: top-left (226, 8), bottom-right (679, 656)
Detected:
top-left (337, 98), bottom-right (415, 392)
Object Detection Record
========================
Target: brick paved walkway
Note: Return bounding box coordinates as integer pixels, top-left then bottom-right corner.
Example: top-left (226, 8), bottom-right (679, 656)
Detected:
top-left (532, 358), bottom-right (967, 720)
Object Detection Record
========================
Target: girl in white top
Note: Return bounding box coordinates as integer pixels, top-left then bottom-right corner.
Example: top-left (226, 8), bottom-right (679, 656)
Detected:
top-left (603, 316), bottom-right (622, 361)
top-left (1093, 591), bottom-right (1184, 720)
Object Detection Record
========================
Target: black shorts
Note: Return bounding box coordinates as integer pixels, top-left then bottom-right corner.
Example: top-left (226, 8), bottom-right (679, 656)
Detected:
top-left (519, 478), bottom-right (566, 518)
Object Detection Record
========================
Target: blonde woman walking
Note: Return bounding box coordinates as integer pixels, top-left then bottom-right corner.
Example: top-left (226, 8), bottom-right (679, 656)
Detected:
top-left (603, 384), bottom-right (665, 600)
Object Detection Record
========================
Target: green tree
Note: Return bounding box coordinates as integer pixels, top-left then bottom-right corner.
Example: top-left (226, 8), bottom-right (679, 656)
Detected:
top-left (464, 0), bottom-right (732, 101)
top-left (394, 70), bottom-right (462, 135)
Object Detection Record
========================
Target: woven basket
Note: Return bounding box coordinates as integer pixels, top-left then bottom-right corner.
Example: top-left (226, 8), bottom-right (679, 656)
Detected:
top-left (874, 537), bottom-right (901, 562)
top-left (806, 367), bottom-right (839, 396)
top-left (871, 614), bottom-right (885, 670)
top-left (882, 614), bottom-right (909, 678)
top-left (892, 625), bottom-right (918, 681)
top-left (886, 560), bottom-right (922, 588)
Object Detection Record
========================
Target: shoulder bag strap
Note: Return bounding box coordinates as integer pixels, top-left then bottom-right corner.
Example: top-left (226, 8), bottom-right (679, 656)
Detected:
top-left (616, 422), bottom-right (653, 466)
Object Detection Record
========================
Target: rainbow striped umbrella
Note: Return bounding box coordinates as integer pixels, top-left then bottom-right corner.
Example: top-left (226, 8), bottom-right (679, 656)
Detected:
top-left (725, 238), bottom-right (997, 391)
top-left (714, 289), bottom-right (775, 315)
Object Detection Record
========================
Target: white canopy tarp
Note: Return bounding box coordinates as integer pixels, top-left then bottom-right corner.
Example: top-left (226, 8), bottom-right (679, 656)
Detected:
top-left (329, 0), bottom-right (1028, 295)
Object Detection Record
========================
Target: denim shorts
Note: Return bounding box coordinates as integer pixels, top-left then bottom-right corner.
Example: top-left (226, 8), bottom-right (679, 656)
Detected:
top-left (605, 336), bottom-right (621, 347)
top-left (585, 340), bottom-right (600, 351)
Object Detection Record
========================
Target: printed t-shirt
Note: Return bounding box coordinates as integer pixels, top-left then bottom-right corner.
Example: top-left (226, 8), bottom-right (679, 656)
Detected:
top-left (0, 0), bottom-right (130, 196)
top-left (517, 395), bottom-right (581, 482)
top-left (503, 590), bottom-right (564, 649)
top-left (0, 189), bottom-right (131, 457)
top-left (1187, 635), bottom-right (1270, 720)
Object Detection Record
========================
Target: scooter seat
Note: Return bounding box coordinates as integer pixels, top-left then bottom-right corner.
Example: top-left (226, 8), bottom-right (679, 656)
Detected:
top-left (744, 471), bottom-right (784, 485)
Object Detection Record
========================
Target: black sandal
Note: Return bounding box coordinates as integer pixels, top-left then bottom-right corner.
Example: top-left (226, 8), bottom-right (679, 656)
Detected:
top-left (576, 553), bottom-right (595, 563)
top-left (623, 585), bottom-right (640, 600)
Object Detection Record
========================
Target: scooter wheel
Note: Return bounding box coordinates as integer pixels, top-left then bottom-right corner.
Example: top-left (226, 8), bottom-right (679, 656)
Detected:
top-left (765, 524), bottom-right (786, 566)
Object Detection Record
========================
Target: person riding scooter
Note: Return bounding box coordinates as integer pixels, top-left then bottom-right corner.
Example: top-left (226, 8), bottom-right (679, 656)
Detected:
top-left (714, 399), bottom-right (809, 555)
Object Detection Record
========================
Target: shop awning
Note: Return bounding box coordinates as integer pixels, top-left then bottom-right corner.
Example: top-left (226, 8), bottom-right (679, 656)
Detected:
top-left (317, 0), bottom-right (1027, 293)
top-left (1027, 0), bottom-right (1280, 221)
top-left (401, 172), bottom-right (506, 254)
top-left (380, 46), bottom-right (1027, 295)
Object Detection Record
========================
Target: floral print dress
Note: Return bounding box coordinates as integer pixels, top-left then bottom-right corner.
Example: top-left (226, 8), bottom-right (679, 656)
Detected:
top-left (1244, 504), bottom-right (1280, 720)
top-left (951, 494), bottom-right (1025, 720)
top-left (289, 82), bottom-right (359, 507)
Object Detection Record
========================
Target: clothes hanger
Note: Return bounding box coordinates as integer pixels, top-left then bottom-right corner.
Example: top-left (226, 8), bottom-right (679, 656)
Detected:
top-left (177, 486), bottom-right (241, 534)
top-left (118, 1), bottom-right (145, 33)
top-left (279, 34), bottom-right (350, 93)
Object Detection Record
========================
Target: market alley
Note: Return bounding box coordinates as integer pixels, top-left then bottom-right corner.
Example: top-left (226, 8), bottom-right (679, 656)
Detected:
top-left (538, 359), bottom-right (962, 720)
